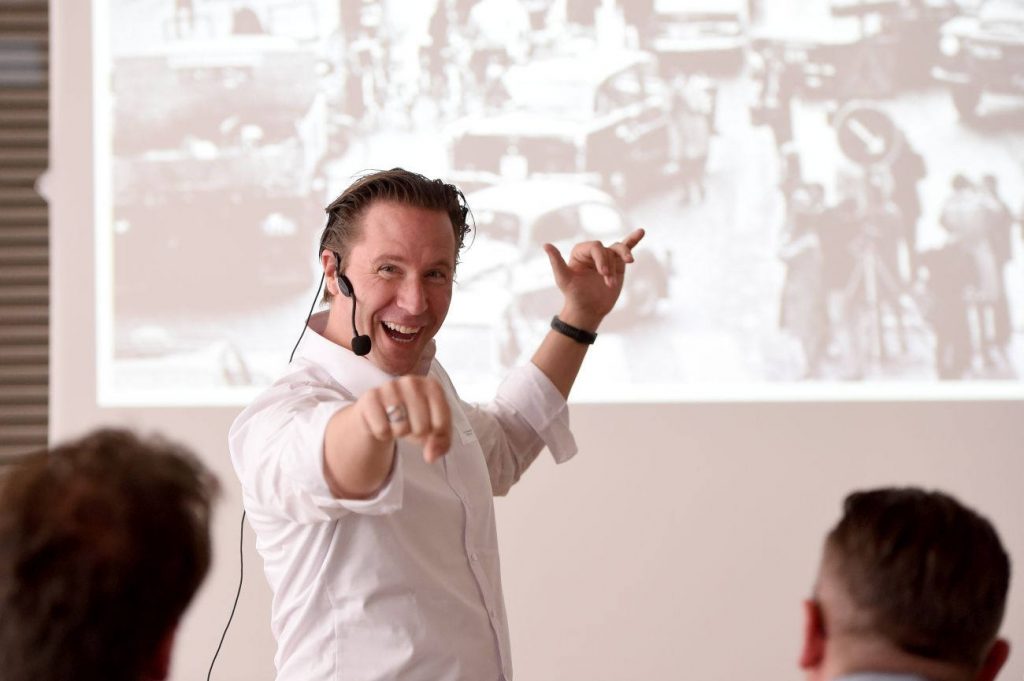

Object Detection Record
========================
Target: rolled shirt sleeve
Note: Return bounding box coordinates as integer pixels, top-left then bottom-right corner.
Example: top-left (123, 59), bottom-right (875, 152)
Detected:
top-left (456, 361), bottom-right (578, 496)
top-left (229, 368), bottom-right (404, 523)
top-left (496, 361), bottom-right (576, 463)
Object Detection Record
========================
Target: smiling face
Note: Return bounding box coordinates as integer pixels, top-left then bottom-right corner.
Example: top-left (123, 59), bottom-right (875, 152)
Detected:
top-left (325, 201), bottom-right (456, 376)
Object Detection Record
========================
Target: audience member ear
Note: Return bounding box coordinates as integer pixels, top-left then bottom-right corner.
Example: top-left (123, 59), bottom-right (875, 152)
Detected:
top-left (974, 638), bottom-right (1010, 681)
top-left (799, 599), bottom-right (826, 670)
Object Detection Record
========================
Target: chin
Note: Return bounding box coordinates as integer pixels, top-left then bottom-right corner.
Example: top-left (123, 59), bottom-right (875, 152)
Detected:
top-left (368, 349), bottom-right (418, 377)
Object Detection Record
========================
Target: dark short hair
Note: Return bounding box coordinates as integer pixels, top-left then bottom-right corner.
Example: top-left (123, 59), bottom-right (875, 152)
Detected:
top-left (319, 168), bottom-right (472, 303)
top-left (824, 487), bottom-right (1010, 668)
top-left (0, 429), bottom-right (219, 681)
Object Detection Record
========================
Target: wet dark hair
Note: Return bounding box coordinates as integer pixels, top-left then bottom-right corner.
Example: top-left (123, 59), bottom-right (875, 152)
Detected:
top-left (0, 429), bottom-right (219, 681)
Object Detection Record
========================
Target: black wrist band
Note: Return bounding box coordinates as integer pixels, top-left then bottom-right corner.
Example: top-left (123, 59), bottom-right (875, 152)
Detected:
top-left (550, 316), bottom-right (597, 345)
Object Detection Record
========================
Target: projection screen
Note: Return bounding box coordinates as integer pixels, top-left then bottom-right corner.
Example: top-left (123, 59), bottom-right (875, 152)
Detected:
top-left (93, 0), bottom-right (1024, 406)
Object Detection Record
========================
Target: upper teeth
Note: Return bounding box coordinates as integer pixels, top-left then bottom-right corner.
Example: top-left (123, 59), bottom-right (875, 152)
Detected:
top-left (383, 321), bottom-right (420, 335)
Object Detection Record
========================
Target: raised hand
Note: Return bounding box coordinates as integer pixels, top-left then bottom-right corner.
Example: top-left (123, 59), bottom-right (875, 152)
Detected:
top-left (542, 228), bottom-right (646, 329)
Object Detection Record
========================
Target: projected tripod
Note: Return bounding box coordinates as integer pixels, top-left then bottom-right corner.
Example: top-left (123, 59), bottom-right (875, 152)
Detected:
top-left (841, 212), bottom-right (908, 369)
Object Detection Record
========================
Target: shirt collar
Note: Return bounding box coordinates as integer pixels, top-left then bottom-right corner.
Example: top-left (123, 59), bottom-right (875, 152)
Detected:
top-left (293, 312), bottom-right (436, 394)
top-left (412, 337), bottom-right (437, 376)
top-left (835, 674), bottom-right (933, 681)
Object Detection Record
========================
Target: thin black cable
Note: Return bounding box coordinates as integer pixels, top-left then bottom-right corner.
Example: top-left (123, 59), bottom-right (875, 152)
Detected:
top-left (350, 283), bottom-right (359, 336)
top-left (207, 509), bottom-right (246, 681)
top-left (209, 276), bottom-right (324, 678)
top-left (290, 273), bottom-right (325, 363)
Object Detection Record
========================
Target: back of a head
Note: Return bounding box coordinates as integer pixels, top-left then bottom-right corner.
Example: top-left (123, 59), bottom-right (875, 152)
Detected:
top-left (823, 487), bottom-right (1010, 670)
top-left (0, 429), bottom-right (219, 681)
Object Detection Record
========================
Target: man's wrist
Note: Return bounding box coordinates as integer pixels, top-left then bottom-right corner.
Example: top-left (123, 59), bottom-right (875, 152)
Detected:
top-left (556, 306), bottom-right (602, 332)
top-left (550, 315), bottom-right (598, 345)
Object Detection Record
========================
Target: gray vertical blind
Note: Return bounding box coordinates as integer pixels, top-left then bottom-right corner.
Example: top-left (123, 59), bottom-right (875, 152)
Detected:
top-left (0, 0), bottom-right (48, 460)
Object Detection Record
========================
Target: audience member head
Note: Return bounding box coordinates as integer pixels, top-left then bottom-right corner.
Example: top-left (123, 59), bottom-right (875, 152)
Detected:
top-left (0, 428), bottom-right (219, 681)
top-left (800, 487), bottom-right (1011, 681)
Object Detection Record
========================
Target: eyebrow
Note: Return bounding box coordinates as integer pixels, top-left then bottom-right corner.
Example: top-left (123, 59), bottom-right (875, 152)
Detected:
top-left (373, 254), bottom-right (454, 271)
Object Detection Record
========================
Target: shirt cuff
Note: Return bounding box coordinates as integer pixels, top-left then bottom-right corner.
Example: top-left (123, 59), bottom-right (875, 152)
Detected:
top-left (287, 398), bottom-right (405, 517)
top-left (326, 447), bottom-right (404, 516)
top-left (500, 362), bottom-right (578, 464)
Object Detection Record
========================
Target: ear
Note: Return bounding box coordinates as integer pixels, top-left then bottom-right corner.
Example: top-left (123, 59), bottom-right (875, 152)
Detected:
top-left (799, 599), bottom-right (826, 671)
top-left (974, 638), bottom-right (1010, 681)
top-left (321, 249), bottom-right (339, 296)
top-left (142, 627), bottom-right (177, 680)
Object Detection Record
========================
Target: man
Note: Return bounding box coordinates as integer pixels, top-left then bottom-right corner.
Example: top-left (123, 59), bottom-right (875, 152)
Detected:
top-left (919, 244), bottom-right (975, 380)
top-left (229, 168), bottom-right (644, 680)
top-left (670, 74), bottom-right (712, 206)
top-left (800, 487), bottom-right (1011, 681)
top-left (978, 174), bottom-right (1014, 358)
top-left (0, 428), bottom-right (219, 681)
top-left (940, 175), bottom-right (1002, 370)
top-left (889, 132), bottom-right (927, 278)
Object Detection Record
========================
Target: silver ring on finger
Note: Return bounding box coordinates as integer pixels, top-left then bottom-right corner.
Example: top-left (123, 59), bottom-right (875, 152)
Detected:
top-left (385, 404), bottom-right (408, 424)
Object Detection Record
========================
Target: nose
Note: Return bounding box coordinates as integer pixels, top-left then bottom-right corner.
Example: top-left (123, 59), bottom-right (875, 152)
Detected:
top-left (397, 276), bottom-right (427, 315)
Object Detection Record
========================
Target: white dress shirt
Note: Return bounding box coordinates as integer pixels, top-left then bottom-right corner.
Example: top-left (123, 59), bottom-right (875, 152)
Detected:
top-left (228, 313), bottom-right (576, 681)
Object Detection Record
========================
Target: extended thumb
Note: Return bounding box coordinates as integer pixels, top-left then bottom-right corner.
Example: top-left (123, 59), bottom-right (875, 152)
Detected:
top-left (543, 243), bottom-right (569, 282)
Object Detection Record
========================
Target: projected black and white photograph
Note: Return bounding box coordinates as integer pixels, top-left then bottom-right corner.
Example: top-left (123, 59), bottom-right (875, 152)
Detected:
top-left (99, 0), bottom-right (1024, 404)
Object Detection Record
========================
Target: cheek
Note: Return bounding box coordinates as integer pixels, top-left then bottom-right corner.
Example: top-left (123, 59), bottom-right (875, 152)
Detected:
top-left (431, 287), bottom-right (453, 318)
top-left (360, 280), bottom-right (394, 309)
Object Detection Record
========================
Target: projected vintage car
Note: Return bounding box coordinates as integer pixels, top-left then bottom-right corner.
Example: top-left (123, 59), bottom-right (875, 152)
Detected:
top-left (750, 0), bottom-right (957, 99)
top-left (110, 35), bottom-right (328, 311)
top-left (932, 0), bottom-right (1024, 119)
top-left (648, 0), bottom-right (747, 74)
top-left (450, 180), bottom-right (671, 368)
top-left (447, 50), bottom-right (675, 203)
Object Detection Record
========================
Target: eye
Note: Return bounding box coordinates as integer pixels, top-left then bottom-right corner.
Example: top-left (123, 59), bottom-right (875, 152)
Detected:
top-left (377, 264), bottom-right (399, 275)
top-left (426, 270), bottom-right (450, 282)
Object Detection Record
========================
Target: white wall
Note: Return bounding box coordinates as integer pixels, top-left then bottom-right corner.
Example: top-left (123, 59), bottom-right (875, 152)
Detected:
top-left (51, 2), bottom-right (1023, 680)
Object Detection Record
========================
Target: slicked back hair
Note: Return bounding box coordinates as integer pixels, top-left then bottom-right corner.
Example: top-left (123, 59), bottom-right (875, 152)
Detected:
top-left (823, 487), bottom-right (1010, 669)
top-left (0, 429), bottom-right (219, 681)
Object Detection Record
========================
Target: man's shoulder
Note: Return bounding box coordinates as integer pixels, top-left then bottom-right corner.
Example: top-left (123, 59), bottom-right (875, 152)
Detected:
top-left (269, 358), bottom-right (346, 396)
top-left (233, 360), bottom-right (352, 429)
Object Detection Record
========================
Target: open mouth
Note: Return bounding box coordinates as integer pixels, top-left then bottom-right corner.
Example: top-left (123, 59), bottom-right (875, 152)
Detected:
top-left (381, 321), bottom-right (422, 344)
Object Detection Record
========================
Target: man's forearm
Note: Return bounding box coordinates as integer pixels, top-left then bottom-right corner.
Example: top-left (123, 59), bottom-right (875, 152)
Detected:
top-left (530, 306), bottom-right (598, 399)
top-left (322, 405), bottom-right (395, 499)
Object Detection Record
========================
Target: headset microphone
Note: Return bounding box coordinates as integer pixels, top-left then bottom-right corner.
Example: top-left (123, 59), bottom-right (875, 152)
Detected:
top-left (333, 252), bottom-right (371, 356)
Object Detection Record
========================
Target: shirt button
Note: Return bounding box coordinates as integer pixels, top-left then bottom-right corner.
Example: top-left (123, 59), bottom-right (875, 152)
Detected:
top-left (470, 552), bottom-right (479, 562)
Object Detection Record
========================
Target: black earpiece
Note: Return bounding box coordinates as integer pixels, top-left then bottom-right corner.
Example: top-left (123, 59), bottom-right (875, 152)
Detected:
top-left (336, 273), bottom-right (354, 298)
top-left (333, 252), bottom-right (371, 357)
